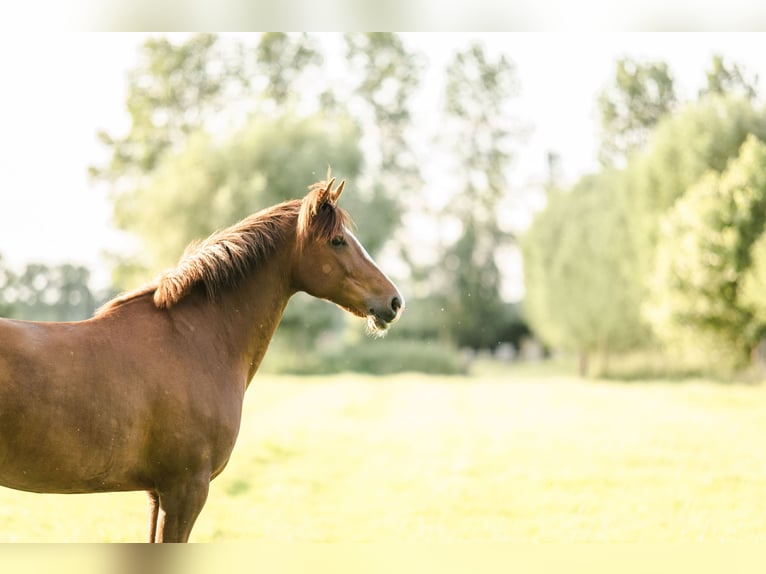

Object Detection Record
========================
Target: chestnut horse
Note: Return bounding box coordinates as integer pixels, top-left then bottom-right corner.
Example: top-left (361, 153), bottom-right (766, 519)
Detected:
top-left (0, 175), bottom-right (403, 542)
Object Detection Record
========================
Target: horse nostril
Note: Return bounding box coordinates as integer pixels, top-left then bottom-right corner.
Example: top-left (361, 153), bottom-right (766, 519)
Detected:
top-left (391, 296), bottom-right (401, 313)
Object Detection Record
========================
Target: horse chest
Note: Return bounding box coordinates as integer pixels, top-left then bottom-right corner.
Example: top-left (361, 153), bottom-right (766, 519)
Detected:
top-left (145, 377), bottom-right (243, 472)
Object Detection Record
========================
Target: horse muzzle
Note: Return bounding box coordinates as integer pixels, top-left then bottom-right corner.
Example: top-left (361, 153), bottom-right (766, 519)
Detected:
top-left (366, 294), bottom-right (404, 335)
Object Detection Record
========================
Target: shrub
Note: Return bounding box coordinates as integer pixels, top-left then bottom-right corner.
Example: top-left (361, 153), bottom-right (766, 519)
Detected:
top-left (261, 338), bottom-right (468, 376)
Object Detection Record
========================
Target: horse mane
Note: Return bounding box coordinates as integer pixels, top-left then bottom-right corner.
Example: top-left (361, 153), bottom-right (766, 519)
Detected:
top-left (97, 176), bottom-right (351, 315)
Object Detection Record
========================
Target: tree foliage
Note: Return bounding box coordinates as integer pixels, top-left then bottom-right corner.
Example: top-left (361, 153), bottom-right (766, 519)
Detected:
top-left (646, 136), bottom-right (766, 365)
top-left (523, 171), bottom-right (648, 374)
top-left (112, 114), bottom-right (364, 284)
top-left (525, 86), bottom-right (766, 375)
top-left (621, 94), bottom-right (766, 311)
top-left (700, 54), bottom-right (759, 101)
top-left (342, 33), bottom-right (423, 277)
top-left (0, 257), bottom-right (100, 321)
top-left (253, 33), bottom-right (323, 106)
top-left (438, 43), bottom-right (520, 350)
top-left (741, 233), bottom-right (766, 329)
top-left (598, 58), bottom-right (677, 166)
top-left (634, 95), bottom-right (766, 216)
top-left (345, 32), bottom-right (422, 183)
top-left (92, 33), bottom-right (412, 347)
top-left (91, 34), bottom-right (244, 187)
top-left (93, 34), bottom-right (401, 285)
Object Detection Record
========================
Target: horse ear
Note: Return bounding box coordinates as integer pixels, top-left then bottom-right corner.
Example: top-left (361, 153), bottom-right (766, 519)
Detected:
top-left (332, 179), bottom-right (345, 203)
top-left (317, 177), bottom-right (336, 207)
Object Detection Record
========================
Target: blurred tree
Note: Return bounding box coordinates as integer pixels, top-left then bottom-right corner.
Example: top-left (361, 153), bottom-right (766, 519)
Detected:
top-left (741, 232), bottom-right (766, 334)
top-left (598, 58), bottom-right (676, 166)
top-left (626, 95), bottom-right (766, 287)
top-left (437, 43), bottom-right (519, 350)
top-left (253, 33), bottom-right (322, 106)
top-left (112, 113), bottom-right (364, 283)
top-left (523, 171), bottom-right (649, 376)
top-left (524, 95), bottom-right (766, 375)
top-left (646, 136), bottom-right (766, 366)
top-left (700, 54), bottom-right (758, 101)
top-left (0, 259), bottom-right (98, 321)
top-left (90, 34), bottom-right (243, 189)
top-left (93, 33), bottom-right (403, 345)
top-left (345, 33), bottom-right (423, 270)
top-left (632, 96), bottom-right (766, 214)
top-left (91, 33), bottom-right (324, 192)
top-left (0, 255), bottom-right (15, 317)
top-left (345, 33), bottom-right (422, 189)
top-left (92, 33), bottom-right (381, 282)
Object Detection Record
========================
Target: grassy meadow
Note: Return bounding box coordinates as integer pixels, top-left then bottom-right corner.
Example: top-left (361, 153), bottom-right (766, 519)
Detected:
top-left (3, 366), bottom-right (766, 542)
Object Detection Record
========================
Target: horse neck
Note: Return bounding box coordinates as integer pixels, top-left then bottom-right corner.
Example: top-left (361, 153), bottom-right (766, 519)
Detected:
top-left (181, 244), bottom-right (296, 386)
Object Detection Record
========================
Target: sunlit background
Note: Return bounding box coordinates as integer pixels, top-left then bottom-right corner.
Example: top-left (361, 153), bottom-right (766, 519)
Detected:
top-left (6, 31), bottom-right (766, 547)
top-left (2, 33), bottom-right (766, 374)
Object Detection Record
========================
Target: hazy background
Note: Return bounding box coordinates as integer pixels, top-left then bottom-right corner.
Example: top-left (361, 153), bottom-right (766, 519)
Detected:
top-left (5, 8), bottom-right (766, 560)
top-left (2, 34), bottom-right (764, 280)
top-left (4, 33), bottom-right (766, 378)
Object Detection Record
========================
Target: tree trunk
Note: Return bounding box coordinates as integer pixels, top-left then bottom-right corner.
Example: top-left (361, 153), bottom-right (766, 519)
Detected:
top-left (600, 340), bottom-right (610, 378)
top-left (578, 351), bottom-right (589, 378)
top-left (751, 339), bottom-right (765, 370)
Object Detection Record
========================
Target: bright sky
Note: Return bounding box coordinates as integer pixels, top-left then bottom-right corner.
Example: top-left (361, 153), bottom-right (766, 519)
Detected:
top-left (1, 33), bottom-right (765, 292)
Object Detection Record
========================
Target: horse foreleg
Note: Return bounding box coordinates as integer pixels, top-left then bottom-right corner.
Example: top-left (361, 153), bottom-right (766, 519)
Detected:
top-left (155, 478), bottom-right (210, 543)
top-left (147, 490), bottom-right (160, 543)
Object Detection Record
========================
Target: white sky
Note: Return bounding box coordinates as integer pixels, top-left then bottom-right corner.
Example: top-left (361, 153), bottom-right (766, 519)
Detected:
top-left (1, 33), bottom-right (765, 293)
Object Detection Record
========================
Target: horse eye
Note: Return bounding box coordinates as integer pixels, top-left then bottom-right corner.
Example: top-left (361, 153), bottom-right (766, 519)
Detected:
top-left (331, 235), bottom-right (346, 247)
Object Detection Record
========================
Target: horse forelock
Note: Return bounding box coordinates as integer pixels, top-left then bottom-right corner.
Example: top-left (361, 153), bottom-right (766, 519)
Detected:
top-left (297, 181), bottom-right (352, 250)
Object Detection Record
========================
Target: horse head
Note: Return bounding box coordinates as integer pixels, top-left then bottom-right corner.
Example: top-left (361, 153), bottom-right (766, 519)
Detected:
top-left (292, 174), bottom-right (404, 335)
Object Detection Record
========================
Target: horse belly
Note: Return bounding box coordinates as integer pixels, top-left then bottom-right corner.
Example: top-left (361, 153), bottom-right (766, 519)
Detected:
top-left (0, 390), bottom-right (151, 494)
top-left (0, 324), bottom-right (152, 493)
top-left (0, 403), bottom-right (149, 494)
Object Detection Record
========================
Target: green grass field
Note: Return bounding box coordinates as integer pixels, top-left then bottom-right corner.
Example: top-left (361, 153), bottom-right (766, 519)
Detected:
top-left (3, 368), bottom-right (766, 542)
